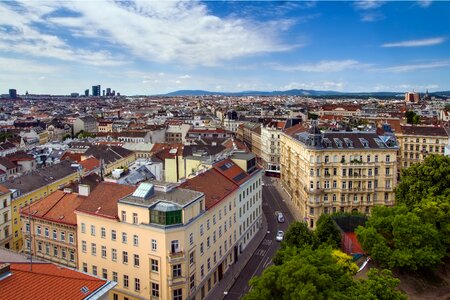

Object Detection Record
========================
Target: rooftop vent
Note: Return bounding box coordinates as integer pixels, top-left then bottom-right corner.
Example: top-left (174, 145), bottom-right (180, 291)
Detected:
top-left (80, 286), bottom-right (90, 294)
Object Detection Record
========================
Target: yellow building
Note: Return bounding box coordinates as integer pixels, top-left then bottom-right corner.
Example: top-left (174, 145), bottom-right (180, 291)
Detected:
top-left (3, 160), bottom-right (79, 251)
top-left (0, 185), bottom-right (12, 249)
top-left (394, 125), bottom-right (448, 170)
top-left (20, 188), bottom-right (89, 268)
top-left (77, 172), bottom-right (241, 300)
top-left (281, 123), bottom-right (399, 228)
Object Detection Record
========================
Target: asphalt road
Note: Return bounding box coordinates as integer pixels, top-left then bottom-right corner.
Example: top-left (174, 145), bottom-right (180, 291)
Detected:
top-left (224, 175), bottom-right (295, 299)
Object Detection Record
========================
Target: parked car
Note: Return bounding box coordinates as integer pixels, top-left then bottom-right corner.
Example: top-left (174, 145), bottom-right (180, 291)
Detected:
top-left (277, 212), bottom-right (285, 223)
top-left (276, 230), bottom-right (284, 242)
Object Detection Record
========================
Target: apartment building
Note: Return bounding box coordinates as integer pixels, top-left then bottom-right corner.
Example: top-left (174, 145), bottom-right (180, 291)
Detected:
top-left (281, 124), bottom-right (399, 228)
top-left (2, 160), bottom-right (79, 251)
top-left (77, 176), bottom-right (240, 300)
top-left (20, 186), bottom-right (90, 268)
top-left (261, 122), bottom-right (285, 173)
top-left (0, 185), bottom-right (12, 248)
top-left (395, 125), bottom-right (449, 169)
top-left (74, 115), bottom-right (98, 135)
top-left (213, 154), bottom-right (263, 253)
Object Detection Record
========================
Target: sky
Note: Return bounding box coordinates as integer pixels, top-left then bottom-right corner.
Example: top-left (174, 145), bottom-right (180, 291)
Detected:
top-left (1, 0), bottom-right (450, 95)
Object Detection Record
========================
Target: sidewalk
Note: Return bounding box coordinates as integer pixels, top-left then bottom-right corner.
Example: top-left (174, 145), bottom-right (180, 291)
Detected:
top-left (206, 214), bottom-right (268, 300)
top-left (274, 179), bottom-right (303, 221)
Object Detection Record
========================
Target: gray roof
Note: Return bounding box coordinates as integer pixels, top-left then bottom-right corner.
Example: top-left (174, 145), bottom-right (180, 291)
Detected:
top-left (3, 160), bottom-right (78, 196)
top-left (84, 145), bottom-right (134, 164)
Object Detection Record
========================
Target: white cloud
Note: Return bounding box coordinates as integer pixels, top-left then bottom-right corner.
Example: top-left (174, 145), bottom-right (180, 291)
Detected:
top-left (373, 60), bottom-right (450, 72)
top-left (353, 1), bottom-right (385, 10)
top-left (282, 81), bottom-right (345, 91)
top-left (381, 37), bottom-right (445, 47)
top-left (272, 60), bottom-right (370, 72)
top-left (0, 57), bottom-right (59, 74)
top-left (417, 1), bottom-right (433, 7)
top-left (361, 12), bottom-right (385, 22)
top-left (11, 0), bottom-right (295, 66)
top-left (179, 75), bottom-right (191, 79)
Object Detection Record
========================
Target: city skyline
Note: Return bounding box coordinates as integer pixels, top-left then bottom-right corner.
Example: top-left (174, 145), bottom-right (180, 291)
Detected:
top-left (1, 1), bottom-right (450, 95)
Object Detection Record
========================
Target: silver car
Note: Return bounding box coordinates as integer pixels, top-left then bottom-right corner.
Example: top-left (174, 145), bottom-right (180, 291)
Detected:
top-left (276, 230), bottom-right (284, 242)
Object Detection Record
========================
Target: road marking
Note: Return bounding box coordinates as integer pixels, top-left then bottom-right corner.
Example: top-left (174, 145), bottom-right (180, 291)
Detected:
top-left (255, 249), bottom-right (267, 256)
top-left (262, 239), bottom-right (272, 246)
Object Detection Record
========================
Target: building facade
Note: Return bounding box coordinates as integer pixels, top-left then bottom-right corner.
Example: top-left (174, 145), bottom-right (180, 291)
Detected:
top-left (0, 185), bottom-right (12, 248)
top-left (281, 124), bottom-right (399, 228)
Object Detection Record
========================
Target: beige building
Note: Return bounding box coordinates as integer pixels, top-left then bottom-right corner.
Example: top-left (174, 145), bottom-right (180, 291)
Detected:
top-left (281, 124), bottom-right (399, 228)
top-left (76, 174), bottom-right (242, 300)
top-left (395, 125), bottom-right (449, 169)
top-left (0, 185), bottom-right (12, 249)
top-left (20, 187), bottom-right (89, 268)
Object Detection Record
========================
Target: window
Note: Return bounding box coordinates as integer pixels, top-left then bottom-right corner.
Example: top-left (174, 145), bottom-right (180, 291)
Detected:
top-left (81, 223), bottom-right (86, 233)
top-left (189, 233), bottom-right (193, 245)
top-left (113, 271), bottom-right (118, 282)
top-left (200, 224), bottom-right (204, 236)
top-left (52, 229), bottom-right (57, 240)
top-left (201, 264), bottom-right (204, 278)
top-left (386, 155), bottom-right (390, 162)
top-left (133, 213), bottom-right (138, 224)
top-left (207, 258), bottom-right (211, 270)
top-left (123, 251), bottom-right (128, 264)
top-left (82, 241), bottom-right (87, 252)
top-left (92, 265), bottom-right (97, 276)
top-left (171, 240), bottom-right (179, 253)
top-left (36, 225), bottom-right (41, 235)
top-left (151, 239), bottom-right (157, 251)
top-left (200, 242), bottom-right (204, 255)
top-left (101, 245), bottom-right (107, 258)
top-left (91, 243), bottom-right (96, 256)
top-left (190, 274), bottom-right (195, 290)
top-left (111, 230), bottom-right (117, 241)
top-left (173, 288), bottom-right (182, 300)
top-left (151, 259), bottom-right (159, 272)
top-left (102, 268), bottom-right (108, 279)
top-left (135, 278), bottom-right (140, 292)
top-left (207, 237), bottom-right (210, 248)
top-left (60, 231), bottom-right (65, 242)
top-left (189, 251), bottom-right (195, 265)
top-left (122, 232), bottom-right (127, 244)
top-left (134, 254), bottom-right (140, 267)
top-left (133, 235), bottom-right (139, 246)
top-left (101, 227), bottom-right (106, 238)
top-left (121, 211), bottom-right (126, 222)
top-left (172, 264), bottom-right (182, 278)
top-left (385, 167), bottom-right (390, 175)
top-left (69, 233), bottom-right (74, 244)
top-left (90, 225), bottom-right (95, 236)
top-left (123, 275), bottom-right (129, 288)
top-left (82, 263), bottom-right (87, 272)
top-left (112, 248), bottom-right (117, 261)
top-left (69, 250), bottom-right (75, 262)
top-left (151, 283), bottom-right (160, 298)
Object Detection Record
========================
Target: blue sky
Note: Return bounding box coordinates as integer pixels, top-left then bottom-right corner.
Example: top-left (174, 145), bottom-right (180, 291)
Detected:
top-left (1, 0), bottom-right (449, 95)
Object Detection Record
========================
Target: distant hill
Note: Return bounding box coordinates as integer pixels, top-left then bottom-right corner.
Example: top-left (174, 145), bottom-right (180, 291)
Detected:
top-left (158, 89), bottom-right (450, 98)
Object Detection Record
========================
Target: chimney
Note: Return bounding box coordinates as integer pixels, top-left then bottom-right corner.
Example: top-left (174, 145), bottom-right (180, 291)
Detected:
top-left (78, 184), bottom-right (90, 197)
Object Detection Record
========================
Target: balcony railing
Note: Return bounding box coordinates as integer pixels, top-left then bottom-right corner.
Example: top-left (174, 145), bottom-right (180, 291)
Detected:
top-left (168, 250), bottom-right (186, 263)
top-left (304, 187), bottom-right (324, 194)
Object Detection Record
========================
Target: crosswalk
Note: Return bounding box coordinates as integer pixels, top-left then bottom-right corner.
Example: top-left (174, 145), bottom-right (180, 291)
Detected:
top-left (254, 249), bottom-right (267, 256)
top-left (261, 239), bottom-right (272, 246)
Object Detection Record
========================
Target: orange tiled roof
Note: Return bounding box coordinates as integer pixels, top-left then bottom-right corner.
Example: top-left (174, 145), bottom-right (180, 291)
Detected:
top-left (61, 152), bottom-right (82, 163)
top-left (76, 182), bottom-right (136, 219)
top-left (0, 184), bottom-right (10, 194)
top-left (283, 123), bottom-right (308, 137)
top-left (213, 159), bottom-right (251, 185)
top-left (80, 156), bottom-right (100, 171)
top-left (0, 263), bottom-right (107, 300)
top-left (181, 169), bottom-right (238, 210)
top-left (21, 190), bottom-right (82, 226)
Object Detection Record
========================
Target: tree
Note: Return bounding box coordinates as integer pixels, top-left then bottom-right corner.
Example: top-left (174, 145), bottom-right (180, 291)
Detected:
top-left (283, 221), bottom-right (316, 249)
top-left (245, 247), bottom-right (357, 300)
top-left (395, 155), bottom-right (450, 208)
top-left (412, 114), bottom-right (420, 124)
top-left (355, 206), bottom-right (446, 270)
top-left (315, 214), bottom-right (342, 248)
top-left (245, 247), bottom-right (405, 300)
top-left (405, 110), bottom-right (417, 124)
top-left (348, 269), bottom-right (407, 300)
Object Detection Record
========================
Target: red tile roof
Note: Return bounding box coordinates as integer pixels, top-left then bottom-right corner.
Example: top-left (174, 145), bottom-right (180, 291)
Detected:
top-left (181, 169), bottom-right (238, 210)
top-left (76, 182), bottom-right (136, 219)
top-left (283, 123), bottom-right (308, 137)
top-left (80, 156), bottom-right (100, 172)
top-left (21, 190), bottom-right (82, 226)
top-left (0, 263), bottom-right (109, 300)
top-left (62, 152), bottom-right (82, 163)
top-left (213, 159), bottom-right (251, 185)
top-left (400, 125), bottom-right (448, 136)
top-left (0, 184), bottom-right (10, 194)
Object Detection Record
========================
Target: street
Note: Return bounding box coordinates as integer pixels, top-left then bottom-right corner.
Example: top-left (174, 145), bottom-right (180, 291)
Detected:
top-left (224, 175), bottom-right (295, 299)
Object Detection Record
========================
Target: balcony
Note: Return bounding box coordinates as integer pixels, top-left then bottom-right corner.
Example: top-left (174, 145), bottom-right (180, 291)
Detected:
top-left (168, 251), bottom-right (186, 263)
top-left (304, 187), bottom-right (324, 194)
top-left (168, 275), bottom-right (186, 286)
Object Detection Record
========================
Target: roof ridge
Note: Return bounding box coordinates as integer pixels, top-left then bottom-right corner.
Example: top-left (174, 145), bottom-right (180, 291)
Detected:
top-left (12, 267), bottom-right (104, 282)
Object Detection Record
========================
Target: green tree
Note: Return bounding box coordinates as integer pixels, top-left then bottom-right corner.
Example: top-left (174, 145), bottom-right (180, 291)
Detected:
top-left (356, 206), bottom-right (446, 270)
top-left (315, 214), bottom-right (342, 248)
top-left (412, 114), bottom-right (420, 124)
top-left (405, 110), bottom-right (417, 124)
top-left (283, 221), bottom-right (316, 249)
top-left (395, 155), bottom-right (450, 207)
top-left (348, 269), bottom-right (407, 300)
top-left (245, 247), bottom-right (357, 300)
